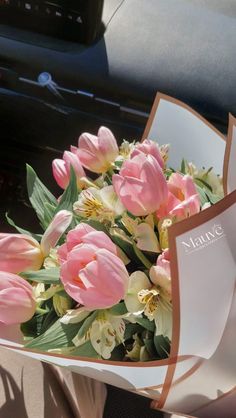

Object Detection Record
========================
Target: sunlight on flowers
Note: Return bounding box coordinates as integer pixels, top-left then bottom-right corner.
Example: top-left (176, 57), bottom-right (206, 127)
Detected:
top-left (124, 271), bottom-right (172, 339)
top-left (73, 186), bottom-right (124, 222)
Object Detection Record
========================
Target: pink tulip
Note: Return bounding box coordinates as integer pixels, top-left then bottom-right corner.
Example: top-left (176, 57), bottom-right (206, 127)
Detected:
top-left (156, 249), bottom-right (171, 276)
top-left (131, 139), bottom-right (164, 169)
top-left (156, 173), bottom-right (200, 220)
top-left (0, 271), bottom-right (36, 325)
top-left (0, 233), bottom-right (43, 274)
top-left (77, 126), bottom-right (119, 173)
top-left (150, 250), bottom-right (171, 301)
top-left (60, 244), bottom-right (129, 310)
top-left (170, 195), bottom-right (200, 220)
top-left (113, 152), bottom-right (168, 216)
top-left (58, 223), bottom-right (117, 263)
top-left (52, 150), bottom-right (85, 190)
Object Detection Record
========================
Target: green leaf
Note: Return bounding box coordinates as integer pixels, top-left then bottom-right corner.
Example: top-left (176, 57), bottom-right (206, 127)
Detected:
top-left (21, 268), bottom-right (60, 284)
top-left (84, 219), bottom-right (109, 233)
top-left (195, 177), bottom-right (213, 192)
top-left (109, 230), bottom-right (137, 261)
top-left (180, 158), bottom-right (187, 174)
top-left (70, 340), bottom-right (101, 358)
top-left (132, 243), bottom-right (152, 269)
top-left (76, 311), bottom-right (98, 340)
top-left (153, 335), bottom-right (170, 359)
top-left (55, 166), bottom-right (78, 213)
top-left (25, 319), bottom-right (80, 350)
top-left (114, 160), bottom-right (123, 169)
top-left (40, 309), bottom-right (58, 335)
top-left (43, 202), bottom-right (57, 226)
top-left (144, 336), bottom-right (157, 358)
top-left (204, 189), bottom-right (222, 205)
top-left (124, 323), bottom-right (144, 340)
top-left (6, 213), bottom-right (42, 241)
top-left (195, 185), bottom-right (209, 206)
top-left (26, 165), bottom-right (57, 229)
top-left (21, 314), bottom-right (45, 338)
top-left (108, 302), bottom-right (128, 316)
top-left (22, 308), bottom-right (58, 338)
top-left (136, 317), bottom-right (155, 332)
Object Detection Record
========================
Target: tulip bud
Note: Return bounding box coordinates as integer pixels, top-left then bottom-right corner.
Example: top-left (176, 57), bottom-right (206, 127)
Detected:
top-left (77, 126), bottom-right (119, 173)
top-left (52, 150), bottom-right (85, 190)
top-left (0, 271), bottom-right (36, 325)
top-left (0, 233), bottom-right (43, 274)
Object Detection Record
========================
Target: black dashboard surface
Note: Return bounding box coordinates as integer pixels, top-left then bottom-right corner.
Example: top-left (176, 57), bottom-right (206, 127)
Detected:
top-left (0, 0), bottom-right (235, 128)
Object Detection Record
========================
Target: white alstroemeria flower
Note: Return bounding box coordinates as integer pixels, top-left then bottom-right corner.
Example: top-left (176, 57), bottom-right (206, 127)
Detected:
top-left (124, 271), bottom-right (172, 339)
top-left (126, 333), bottom-right (150, 362)
top-left (89, 313), bottom-right (125, 359)
top-left (60, 307), bottom-right (91, 324)
top-left (124, 271), bottom-right (151, 314)
top-left (73, 186), bottom-right (124, 221)
top-left (43, 247), bottom-right (60, 269)
top-left (34, 284), bottom-right (63, 304)
top-left (186, 163), bottom-right (224, 197)
top-left (32, 282), bottom-right (46, 302)
top-left (117, 140), bottom-right (136, 161)
top-left (68, 309), bottom-right (125, 360)
top-left (159, 144), bottom-right (170, 166)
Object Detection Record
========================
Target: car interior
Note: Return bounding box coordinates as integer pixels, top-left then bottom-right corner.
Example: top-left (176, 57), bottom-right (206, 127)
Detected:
top-left (0, 0), bottom-right (235, 416)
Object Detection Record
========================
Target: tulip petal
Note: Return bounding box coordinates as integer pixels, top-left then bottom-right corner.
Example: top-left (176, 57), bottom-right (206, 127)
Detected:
top-left (41, 210), bottom-right (72, 256)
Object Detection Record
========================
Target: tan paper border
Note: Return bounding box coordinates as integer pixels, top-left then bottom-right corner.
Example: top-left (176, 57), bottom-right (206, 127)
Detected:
top-left (157, 189), bottom-right (236, 408)
top-left (223, 114), bottom-right (236, 195)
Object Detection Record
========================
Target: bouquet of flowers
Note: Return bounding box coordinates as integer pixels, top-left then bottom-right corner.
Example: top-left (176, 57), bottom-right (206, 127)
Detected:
top-left (1, 94), bottom-right (235, 416)
top-left (0, 126), bottom-right (223, 357)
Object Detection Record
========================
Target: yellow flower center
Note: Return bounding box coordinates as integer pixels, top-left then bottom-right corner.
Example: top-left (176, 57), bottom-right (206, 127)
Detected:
top-left (80, 191), bottom-right (103, 217)
top-left (138, 288), bottom-right (160, 317)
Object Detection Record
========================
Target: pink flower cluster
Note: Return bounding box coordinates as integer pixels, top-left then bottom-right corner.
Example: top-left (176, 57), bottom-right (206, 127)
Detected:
top-left (0, 125), bottom-right (202, 344)
top-left (113, 139), bottom-right (200, 218)
top-left (52, 126), bottom-right (119, 188)
top-left (52, 128), bottom-right (200, 220)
